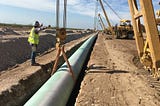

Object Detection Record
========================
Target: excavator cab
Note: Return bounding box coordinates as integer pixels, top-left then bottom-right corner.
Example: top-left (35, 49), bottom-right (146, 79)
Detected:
top-left (115, 19), bottom-right (134, 39)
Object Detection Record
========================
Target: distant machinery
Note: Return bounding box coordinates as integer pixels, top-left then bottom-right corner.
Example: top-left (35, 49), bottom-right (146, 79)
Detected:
top-left (115, 19), bottom-right (134, 39)
top-left (98, 0), bottom-right (115, 38)
top-left (98, 13), bottom-right (111, 34)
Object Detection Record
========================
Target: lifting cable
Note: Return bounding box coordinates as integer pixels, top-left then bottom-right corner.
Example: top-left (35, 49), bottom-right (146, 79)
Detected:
top-left (102, 0), bottom-right (122, 20)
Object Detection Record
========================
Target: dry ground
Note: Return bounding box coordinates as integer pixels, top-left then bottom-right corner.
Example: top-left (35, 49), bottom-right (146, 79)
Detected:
top-left (75, 33), bottom-right (160, 106)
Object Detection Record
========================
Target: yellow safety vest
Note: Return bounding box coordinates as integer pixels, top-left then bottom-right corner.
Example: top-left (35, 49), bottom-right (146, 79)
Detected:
top-left (28, 27), bottom-right (39, 44)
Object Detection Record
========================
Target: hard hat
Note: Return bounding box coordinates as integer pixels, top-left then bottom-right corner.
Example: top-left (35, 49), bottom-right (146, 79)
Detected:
top-left (34, 21), bottom-right (40, 27)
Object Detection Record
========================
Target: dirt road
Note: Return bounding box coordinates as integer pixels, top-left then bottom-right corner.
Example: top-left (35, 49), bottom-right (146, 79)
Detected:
top-left (75, 33), bottom-right (160, 106)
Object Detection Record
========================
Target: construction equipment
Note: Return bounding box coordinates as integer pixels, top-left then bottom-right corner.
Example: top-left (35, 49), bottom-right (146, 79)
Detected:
top-left (128, 0), bottom-right (160, 78)
top-left (98, 0), bottom-right (115, 38)
top-left (115, 19), bottom-right (134, 39)
top-left (98, 13), bottom-right (106, 31)
top-left (98, 20), bottom-right (104, 31)
top-left (156, 10), bottom-right (160, 26)
top-left (98, 0), bottom-right (134, 39)
top-left (98, 13), bottom-right (111, 34)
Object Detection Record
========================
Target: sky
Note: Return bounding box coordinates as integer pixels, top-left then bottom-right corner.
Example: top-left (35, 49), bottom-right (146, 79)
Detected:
top-left (0, 0), bottom-right (159, 29)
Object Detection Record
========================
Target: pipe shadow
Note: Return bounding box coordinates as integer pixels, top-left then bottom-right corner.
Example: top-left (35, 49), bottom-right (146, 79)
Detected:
top-left (106, 70), bottom-right (129, 74)
top-left (87, 64), bottom-right (129, 74)
top-left (87, 64), bottom-right (109, 70)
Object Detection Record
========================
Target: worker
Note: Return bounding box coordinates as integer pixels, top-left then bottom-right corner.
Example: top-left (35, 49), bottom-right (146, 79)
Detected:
top-left (28, 21), bottom-right (46, 66)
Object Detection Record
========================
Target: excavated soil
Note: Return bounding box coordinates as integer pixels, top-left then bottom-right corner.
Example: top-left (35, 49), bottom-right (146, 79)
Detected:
top-left (0, 28), bottom-right (91, 71)
top-left (75, 33), bottom-right (160, 106)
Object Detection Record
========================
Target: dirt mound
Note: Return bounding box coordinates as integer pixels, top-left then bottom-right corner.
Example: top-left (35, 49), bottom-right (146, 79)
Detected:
top-left (3, 28), bottom-right (20, 35)
top-left (0, 28), bottom-right (20, 35)
top-left (0, 32), bottom-right (92, 71)
top-left (0, 31), bottom-right (5, 35)
top-left (44, 29), bottom-right (56, 34)
top-left (0, 34), bottom-right (55, 71)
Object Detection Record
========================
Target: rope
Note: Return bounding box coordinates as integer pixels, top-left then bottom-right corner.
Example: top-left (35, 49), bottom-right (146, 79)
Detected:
top-left (102, 0), bottom-right (122, 20)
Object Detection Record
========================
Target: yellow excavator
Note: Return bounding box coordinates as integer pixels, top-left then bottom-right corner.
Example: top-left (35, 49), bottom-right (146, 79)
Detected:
top-left (98, 0), bottom-right (134, 39)
top-left (128, 0), bottom-right (160, 79)
top-left (115, 19), bottom-right (134, 39)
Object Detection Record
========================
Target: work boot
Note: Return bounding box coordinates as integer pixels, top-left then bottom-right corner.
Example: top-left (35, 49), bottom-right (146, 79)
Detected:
top-left (31, 62), bottom-right (40, 66)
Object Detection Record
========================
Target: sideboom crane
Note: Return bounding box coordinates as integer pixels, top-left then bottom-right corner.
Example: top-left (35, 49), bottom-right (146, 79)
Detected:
top-left (128, 0), bottom-right (160, 78)
top-left (98, 0), bottom-right (115, 38)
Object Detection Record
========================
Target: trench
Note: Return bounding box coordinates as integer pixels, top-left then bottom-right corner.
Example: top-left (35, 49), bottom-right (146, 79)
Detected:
top-left (22, 38), bottom-right (88, 105)
top-left (67, 34), bottom-right (97, 106)
top-left (0, 32), bottom-right (93, 71)
top-left (0, 33), bottom-right (95, 106)
top-left (23, 33), bottom-right (98, 106)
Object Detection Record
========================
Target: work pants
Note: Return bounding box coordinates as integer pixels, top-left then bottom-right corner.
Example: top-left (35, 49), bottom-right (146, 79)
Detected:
top-left (30, 44), bottom-right (38, 64)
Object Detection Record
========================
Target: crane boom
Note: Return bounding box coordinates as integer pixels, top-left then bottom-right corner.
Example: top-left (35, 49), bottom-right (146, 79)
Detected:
top-left (98, 0), bottom-right (115, 37)
top-left (98, 20), bottom-right (104, 30)
top-left (98, 13), bottom-right (106, 30)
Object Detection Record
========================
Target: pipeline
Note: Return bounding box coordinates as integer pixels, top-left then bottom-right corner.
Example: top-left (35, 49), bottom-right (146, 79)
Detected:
top-left (24, 33), bottom-right (98, 106)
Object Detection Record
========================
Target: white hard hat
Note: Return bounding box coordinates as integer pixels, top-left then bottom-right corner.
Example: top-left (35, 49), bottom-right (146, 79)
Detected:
top-left (34, 21), bottom-right (40, 27)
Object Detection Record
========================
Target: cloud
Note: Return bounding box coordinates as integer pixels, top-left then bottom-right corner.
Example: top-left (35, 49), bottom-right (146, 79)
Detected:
top-left (0, 0), bottom-right (157, 16)
top-left (0, 0), bottom-right (54, 12)
top-left (67, 0), bottom-right (95, 17)
top-left (0, 0), bottom-right (96, 17)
